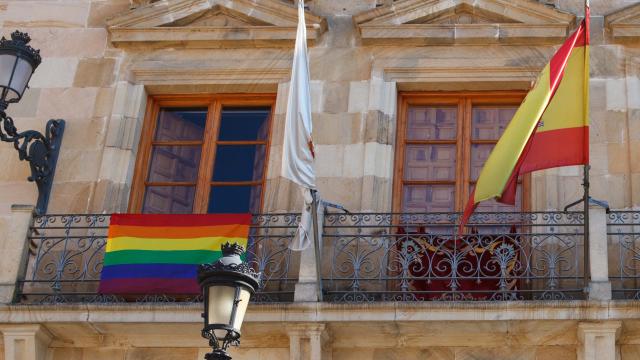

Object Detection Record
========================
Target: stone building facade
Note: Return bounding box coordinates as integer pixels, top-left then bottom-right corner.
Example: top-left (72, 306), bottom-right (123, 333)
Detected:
top-left (1, 0), bottom-right (640, 359)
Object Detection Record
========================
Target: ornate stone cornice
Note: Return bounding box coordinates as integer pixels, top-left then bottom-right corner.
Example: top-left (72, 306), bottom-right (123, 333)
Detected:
top-left (353, 0), bottom-right (576, 46)
top-left (605, 3), bottom-right (640, 43)
top-left (106, 0), bottom-right (327, 48)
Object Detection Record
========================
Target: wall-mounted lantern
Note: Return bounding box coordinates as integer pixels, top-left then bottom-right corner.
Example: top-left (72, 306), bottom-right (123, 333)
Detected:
top-left (0, 30), bottom-right (65, 215)
top-left (198, 242), bottom-right (260, 360)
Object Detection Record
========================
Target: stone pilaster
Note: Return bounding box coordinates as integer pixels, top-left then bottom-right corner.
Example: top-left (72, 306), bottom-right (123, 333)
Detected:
top-left (287, 324), bottom-right (327, 360)
top-left (577, 321), bottom-right (621, 360)
top-left (91, 81), bottom-right (147, 213)
top-left (294, 243), bottom-right (321, 302)
top-left (587, 205), bottom-right (612, 300)
top-left (0, 324), bottom-right (52, 360)
top-left (0, 205), bottom-right (35, 304)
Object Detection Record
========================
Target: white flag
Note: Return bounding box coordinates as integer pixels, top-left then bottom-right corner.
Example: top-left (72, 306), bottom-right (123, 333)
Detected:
top-left (282, 0), bottom-right (315, 189)
top-left (283, 0), bottom-right (317, 251)
top-left (289, 188), bottom-right (324, 251)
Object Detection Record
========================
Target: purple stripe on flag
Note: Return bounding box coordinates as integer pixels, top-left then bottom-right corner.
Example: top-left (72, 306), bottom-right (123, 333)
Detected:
top-left (98, 278), bottom-right (200, 295)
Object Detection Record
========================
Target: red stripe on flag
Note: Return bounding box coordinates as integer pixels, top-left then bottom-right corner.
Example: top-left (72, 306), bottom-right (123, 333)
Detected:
top-left (585, 6), bottom-right (590, 46)
top-left (497, 126), bottom-right (588, 205)
top-left (519, 126), bottom-right (588, 174)
top-left (110, 214), bottom-right (252, 227)
top-left (549, 21), bottom-right (587, 94)
top-left (459, 189), bottom-right (478, 234)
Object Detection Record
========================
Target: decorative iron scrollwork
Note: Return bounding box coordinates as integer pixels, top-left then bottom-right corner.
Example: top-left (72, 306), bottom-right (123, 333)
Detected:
top-left (0, 109), bottom-right (65, 214)
top-left (323, 211), bottom-right (585, 302)
top-left (607, 210), bottom-right (640, 299)
top-left (17, 213), bottom-right (299, 304)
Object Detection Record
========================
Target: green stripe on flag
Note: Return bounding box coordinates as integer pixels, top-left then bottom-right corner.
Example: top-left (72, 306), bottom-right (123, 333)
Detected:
top-left (104, 250), bottom-right (223, 266)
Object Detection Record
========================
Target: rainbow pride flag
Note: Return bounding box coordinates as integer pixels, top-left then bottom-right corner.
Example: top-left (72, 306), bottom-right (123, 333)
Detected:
top-left (98, 214), bottom-right (251, 295)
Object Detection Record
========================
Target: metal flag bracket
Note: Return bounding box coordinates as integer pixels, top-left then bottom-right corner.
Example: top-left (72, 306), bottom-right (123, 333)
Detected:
top-left (321, 199), bottom-right (351, 214)
top-left (564, 196), bottom-right (610, 213)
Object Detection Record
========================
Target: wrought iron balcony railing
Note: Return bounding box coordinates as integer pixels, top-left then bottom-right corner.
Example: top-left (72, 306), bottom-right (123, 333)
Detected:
top-left (322, 212), bottom-right (586, 302)
top-left (15, 214), bottom-right (300, 304)
top-left (14, 211), bottom-right (588, 304)
top-left (608, 210), bottom-right (640, 299)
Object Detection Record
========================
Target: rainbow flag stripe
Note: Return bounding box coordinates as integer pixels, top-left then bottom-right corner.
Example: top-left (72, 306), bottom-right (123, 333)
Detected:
top-left (98, 214), bottom-right (251, 295)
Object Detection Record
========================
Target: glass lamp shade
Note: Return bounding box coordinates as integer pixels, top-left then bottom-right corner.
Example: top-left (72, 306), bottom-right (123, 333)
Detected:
top-left (0, 54), bottom-right (34, 102)
top-left (206, 284), bottom-right (252, 339)
top-left (0, 31), bottom-right (41, 105)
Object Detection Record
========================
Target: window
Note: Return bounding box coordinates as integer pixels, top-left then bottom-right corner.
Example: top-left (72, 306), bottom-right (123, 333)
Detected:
top-left (394, 92), bottom-right (529, 213)
top-left (130, 95), bottom-right (274, 214)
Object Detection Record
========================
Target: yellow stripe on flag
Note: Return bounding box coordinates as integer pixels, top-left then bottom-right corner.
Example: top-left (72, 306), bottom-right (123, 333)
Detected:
top-left (473, 65), bottom-right (553, 203)
top-left (538, 46), bottom-right (588, 134)
top-left (106, 236), bottom-right (248, 252)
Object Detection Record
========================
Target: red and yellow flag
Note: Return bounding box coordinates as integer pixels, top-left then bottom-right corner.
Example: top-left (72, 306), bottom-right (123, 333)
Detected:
top-left (461, 8), bottom-right (590, 229)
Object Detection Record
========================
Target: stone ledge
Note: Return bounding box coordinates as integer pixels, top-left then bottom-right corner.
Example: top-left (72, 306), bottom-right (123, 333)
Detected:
top-left (384, 66), bottom-right (539, 87)
top-left (109, 26), bottom-right (325, 48)
top-left (132, 67), bottom-right (290, 85)
top-left (359, 24), bottom-right (570, 45)
top-left (3, 300), bottom-right (640, 324)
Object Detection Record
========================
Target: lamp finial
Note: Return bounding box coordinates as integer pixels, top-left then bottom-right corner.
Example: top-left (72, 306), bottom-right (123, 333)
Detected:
top-left (221, 242), bottom-right (245, 257)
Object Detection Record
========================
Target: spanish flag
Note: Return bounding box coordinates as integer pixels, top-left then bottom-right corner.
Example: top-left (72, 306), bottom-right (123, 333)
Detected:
top-left (461, 8), bottom-right (590, 229)
top-left (98, 214), bottom-right (251, 295)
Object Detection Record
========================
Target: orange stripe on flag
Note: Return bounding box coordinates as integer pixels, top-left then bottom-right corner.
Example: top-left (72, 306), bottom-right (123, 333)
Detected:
top-left (108, 224), bottom-right (250, 240)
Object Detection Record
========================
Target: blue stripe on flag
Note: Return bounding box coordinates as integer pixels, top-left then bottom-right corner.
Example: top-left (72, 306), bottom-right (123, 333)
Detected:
top-left (101, 263), bottom-right (198, 280)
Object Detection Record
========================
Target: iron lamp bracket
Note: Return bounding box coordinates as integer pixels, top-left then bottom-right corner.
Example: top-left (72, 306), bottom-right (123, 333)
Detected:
top-left (0, 109), bottom-right (65, 215)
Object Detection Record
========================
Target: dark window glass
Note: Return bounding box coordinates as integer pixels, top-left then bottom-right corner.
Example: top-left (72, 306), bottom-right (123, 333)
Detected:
top-left (218, 107), bottom-right (270, 141)
top-left (208, 186), bottom-right (262, 214)
top-left (212, 145), bottom-right (265, 182)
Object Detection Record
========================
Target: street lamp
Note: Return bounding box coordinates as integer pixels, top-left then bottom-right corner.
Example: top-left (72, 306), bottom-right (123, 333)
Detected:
top-left (0, 30), bottom-right (65, 215)
top-left (198, 242), bottom-right (260, 360)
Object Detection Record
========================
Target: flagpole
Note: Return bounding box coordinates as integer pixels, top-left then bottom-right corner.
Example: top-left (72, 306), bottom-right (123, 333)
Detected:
top-left (583, 164), bottom-right (590, 290)
top-left (310, 189), bottom-right (323, 301)
top-left (583, 0), bottom-right (591, 292)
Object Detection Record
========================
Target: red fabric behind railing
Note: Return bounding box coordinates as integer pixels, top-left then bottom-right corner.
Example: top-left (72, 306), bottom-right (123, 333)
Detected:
top-left (396, 226), bottom-right (520, 300)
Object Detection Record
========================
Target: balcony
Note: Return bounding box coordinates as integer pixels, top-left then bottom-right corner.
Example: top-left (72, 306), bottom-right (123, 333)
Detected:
top-left (15, 213), bottom-right (300, 304)
top-left (608, 210), bottom-right (640, 299)
top-left (13, 210), bottom-right (628, 304)
top-left (322, 211), bottom-right (586, 302)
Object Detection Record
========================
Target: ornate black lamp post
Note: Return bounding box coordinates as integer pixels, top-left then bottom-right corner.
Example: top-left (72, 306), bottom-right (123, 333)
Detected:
top-left (198, 243), bottom-right (260, 360)
top-left (0, 30), bottom-right (65, 215)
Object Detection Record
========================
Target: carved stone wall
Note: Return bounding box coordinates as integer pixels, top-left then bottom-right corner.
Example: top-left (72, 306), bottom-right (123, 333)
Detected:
top-left (0, 0), bottom-right (638, 215)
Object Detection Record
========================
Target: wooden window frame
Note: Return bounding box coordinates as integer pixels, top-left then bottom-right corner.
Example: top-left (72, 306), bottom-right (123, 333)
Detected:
top-left (129, 94), bottom-right (276, 214)
top-left (393, 91), bottom-right (531, 213)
